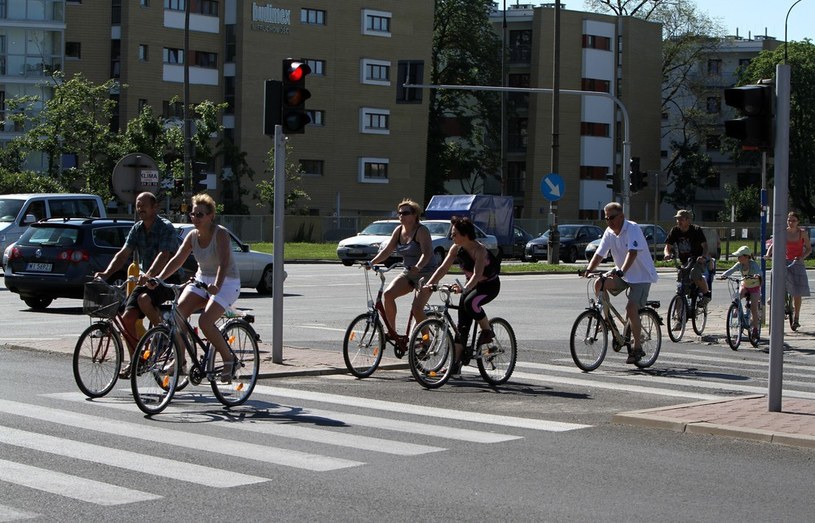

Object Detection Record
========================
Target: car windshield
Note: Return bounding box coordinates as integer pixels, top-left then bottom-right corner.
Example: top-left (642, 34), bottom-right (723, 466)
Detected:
top-left (0, 199), bottom-right (24, 222)
top-left (359, 222), bottom-right (399, 236)
top-left (424, 222), bottom-right (451, 236)
top-left (19, 226), bottom-right (79, 247)
top-left (540, 225), bottom-right (581, 240)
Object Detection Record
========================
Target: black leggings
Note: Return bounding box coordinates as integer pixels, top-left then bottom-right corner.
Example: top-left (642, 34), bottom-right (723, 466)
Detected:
top-left (455, 277), bottom-right (500, 346)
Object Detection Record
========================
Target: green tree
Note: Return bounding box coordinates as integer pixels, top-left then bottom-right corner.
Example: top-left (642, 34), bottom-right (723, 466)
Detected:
top-left (662, 141), bottom-right (713, 209)
top-left (738, 40), bottom-right (815, 220)
top-left (719, 183), bottom-right (761, 222)
top-left (255, 142), bottom-right (310, 213)
top-left (425, 0), bottom-right (502, 202)
top-left (0, 169), bottom-right (68, 194)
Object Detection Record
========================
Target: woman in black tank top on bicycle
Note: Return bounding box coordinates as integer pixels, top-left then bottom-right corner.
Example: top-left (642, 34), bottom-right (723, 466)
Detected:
top-left (425, 216), bottom-right (501, 378)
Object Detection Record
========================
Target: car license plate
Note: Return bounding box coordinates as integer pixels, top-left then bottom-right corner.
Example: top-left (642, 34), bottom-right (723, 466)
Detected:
top-left (347, 249), bottom-right (362, 256)
top-left (25, 262), bottom-right (53, 272)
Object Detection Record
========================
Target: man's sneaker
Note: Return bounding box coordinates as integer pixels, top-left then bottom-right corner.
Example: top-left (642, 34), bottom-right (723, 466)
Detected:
top-left (119, 363), bottom-right (131, 380)
top-left (476, 329), bottom-right (495, 347)
top-left (751, 328), bottom-right (760, 340)
top-left (699, 293), bottom-right (711, 307)
top-left (626, 348), bottom-right (645, 364)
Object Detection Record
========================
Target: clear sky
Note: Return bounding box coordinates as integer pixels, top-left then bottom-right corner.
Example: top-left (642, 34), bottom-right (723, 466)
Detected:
top-left (561, 1), bottom-right (815, 42)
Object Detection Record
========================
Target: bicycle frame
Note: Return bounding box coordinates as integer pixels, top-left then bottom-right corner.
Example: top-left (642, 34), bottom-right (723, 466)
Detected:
top-left (363, 263), bottom-right (430, 353)
top-left (586, 274), bottom-right (629, 347)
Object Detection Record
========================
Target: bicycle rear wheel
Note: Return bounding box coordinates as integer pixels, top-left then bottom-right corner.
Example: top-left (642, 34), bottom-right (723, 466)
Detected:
top-left (667, 295), bottom-right (686, 342)
top-left (630, 308), bottom-right (662, 369)
top-left (477, 318), bottom-right (517, 385)
top-left (725, 302), bottom-right (742, 350)
top-left (212, 319), bottom-right (260, 407)
top-left (343, 312), bottom-right (385, 378)
top-left (408, 317), bottom-right (454, 389)
top-left (73, 321), bottom-right (123, 398)
top-left (131, 326), bottom-right (180, 415)
top-left (691, 296), bottom-right (708, 335)
top-left (569, 309), bottom-right (607, 372)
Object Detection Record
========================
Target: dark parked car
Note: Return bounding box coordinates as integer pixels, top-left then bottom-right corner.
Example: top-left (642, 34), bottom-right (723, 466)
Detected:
top-left (585, 223), bottom-right (668, 261)
top-left (4, 218), bottom-right (134, 310)
top-left (506, 225), bottom-right (534, 259)
top-left (525, 224), bottom-right (604, 262)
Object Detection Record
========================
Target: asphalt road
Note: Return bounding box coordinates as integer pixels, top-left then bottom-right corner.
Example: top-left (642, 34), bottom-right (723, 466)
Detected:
top-left (2, 266), bottom-right (815, 520)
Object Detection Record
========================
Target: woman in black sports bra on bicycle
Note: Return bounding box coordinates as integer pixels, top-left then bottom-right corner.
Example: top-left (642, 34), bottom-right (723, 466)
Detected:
top-left (368, 199), bottom-right (439, 335)
top-left (425, 216), bottom-right (500, 377)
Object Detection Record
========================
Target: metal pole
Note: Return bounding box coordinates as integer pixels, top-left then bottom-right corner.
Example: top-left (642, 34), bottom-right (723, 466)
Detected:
top-left (272, 125), bottom-right (286, 364)
top-left (182, 0), bottom-right (192, 198)
top-left (768, 64), bottom-right (791, 411)
top-left (547, 0), bottom-right (561, 264)
top-left (784, 0), bottom-right (804, 64)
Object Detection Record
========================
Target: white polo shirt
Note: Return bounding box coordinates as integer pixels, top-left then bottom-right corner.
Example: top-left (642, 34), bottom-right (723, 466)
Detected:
top-left (596, 220), bottom-right (658, 284)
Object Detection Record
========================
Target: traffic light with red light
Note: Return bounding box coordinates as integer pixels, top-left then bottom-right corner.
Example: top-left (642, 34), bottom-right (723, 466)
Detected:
top-left (724, 83), bottom-right (774, 150)
top-left (281, 59), bottom-right (312, 134)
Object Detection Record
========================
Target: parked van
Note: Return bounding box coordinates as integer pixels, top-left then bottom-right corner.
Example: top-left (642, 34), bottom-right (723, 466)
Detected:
top-left (0, 193), bottom-right (106, 266)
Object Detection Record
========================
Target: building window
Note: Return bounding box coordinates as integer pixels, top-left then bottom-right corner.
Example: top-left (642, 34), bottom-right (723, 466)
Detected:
top-left (112, 0), bottom-right (121, 23)
top-left (191, 51), bottom-right (217, 68)
top-left (707, 59), bottom-right (722, 76)
top-left (579, 166), bottom-right (609, 180)
top-left (509, 30), bottom-right (532, 63)
top-left (580, 122), bottom-right (610, 137)
top-left (163, 48), bottom-right (184, 64)
top-left (581, 78), bottom-right (611, 93)
top-left (300, 159), bottom-right (324, 176)
top-left (301, 8), bottom-right (326, 25)
top-left (305, 59), bottom-right (325, 76)
top-left (508, 118), bottom-right (528, 152)
top-left (225, 25), bottom-right (236, 62)
top-left (507, 161), bottom-right (526, 197)
top-left (361, 59), bottom-right (390, 85)
top-left (110, 39), bottom-right (120, 78)
top-left (138, 98), bottom-right (148, 113)
top-left (224, 76), bottom-right (235, 115)
top-left (164, 0), bottom-right (184, 10)
top-left (306, 109), bottom-right (324, 126)
top-left (140, 0), bottom-right (149, 6)
top-left (362, 9), bottom-right (391, 37)
top-left (396, 61), bottom-right (423, 103)
top-left (582, 34), bottom-right (611, 51)
top-left (138, 44), bottom-right (149, 62)
top-left (197, 0), bottom-right (218, 15)
top-left (706, 96), bottom-right (720, 114)
top-left (360, 157), bottom-right (389, 182)
top-left (361, 108), bottom-right (390, 134)
top-left (65, 42), bottom-right (81, 59)
top-left (162, 100), bottom-right (184, 119)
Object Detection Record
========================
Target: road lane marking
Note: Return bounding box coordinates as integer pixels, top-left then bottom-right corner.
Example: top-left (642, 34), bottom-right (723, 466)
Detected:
top-left (0, 459), bottom-right (159, 506)
top-left (251, 385), bottom-right (590, 432)
top-left (0, 399), bottom-right (361, 472)
top-left (0, 426), bottom-right (268, 488)
top-left (45, 393), bottom-right (447, 456)
top-left (0, 503), bottom-right (39, 521)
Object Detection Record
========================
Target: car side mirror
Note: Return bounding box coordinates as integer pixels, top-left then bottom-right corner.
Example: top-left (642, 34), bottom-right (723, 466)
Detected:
top-left (242, 243), bottom-right (249, 253)
top-left (21, 213), bottom-right (37, 225)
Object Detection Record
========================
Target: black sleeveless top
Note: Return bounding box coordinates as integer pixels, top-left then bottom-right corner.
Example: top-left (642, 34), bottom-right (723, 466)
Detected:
top-left (456, 246), bottom-right (500, 281)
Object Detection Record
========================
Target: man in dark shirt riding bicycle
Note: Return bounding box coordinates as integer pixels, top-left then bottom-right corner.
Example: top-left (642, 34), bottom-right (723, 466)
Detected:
top-left (664, 209), bottom-right (712, 305)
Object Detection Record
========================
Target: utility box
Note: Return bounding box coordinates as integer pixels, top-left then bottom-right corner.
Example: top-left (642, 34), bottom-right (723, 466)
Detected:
top-left (425, 194), bottom-right (514, 254)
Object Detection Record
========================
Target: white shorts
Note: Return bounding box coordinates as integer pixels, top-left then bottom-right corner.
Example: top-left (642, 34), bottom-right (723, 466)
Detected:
top-left (186, 274), bottom-right (241, 310)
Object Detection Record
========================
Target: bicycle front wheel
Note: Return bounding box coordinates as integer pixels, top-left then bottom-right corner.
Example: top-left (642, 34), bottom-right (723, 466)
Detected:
top-left (408, 317), bottom-right (454, 389)
top-left (631, 308), bottom-right (662, 369)
top-left (212, 320), bottom-right (260, 407)
top-left (73, 321), bottom-right (123, 398)
top-left (131, 326), bottom-right (180, 415)
top-left (667, 295), bottom-right (686, 342)
top-left (725, 302), bottom-right (742, 350)
top-left (691, 297), bottom-right (708, 335)
top-left (569, 309), bottom-right (607, 372)
top-left (477, 318), bottom-right (517, 385)
top-left (343, 312), bottom-right (385, 378)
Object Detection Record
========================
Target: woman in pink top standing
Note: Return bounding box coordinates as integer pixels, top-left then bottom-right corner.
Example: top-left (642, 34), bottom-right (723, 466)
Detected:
top-left (766, 211), bottom-right (811, 329)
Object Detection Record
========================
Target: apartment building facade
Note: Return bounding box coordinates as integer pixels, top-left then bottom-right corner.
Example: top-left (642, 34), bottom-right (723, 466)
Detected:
top-left (492, 5), bottom-right (662, 223)
top-left (56, 0), bottom-right (434, 217)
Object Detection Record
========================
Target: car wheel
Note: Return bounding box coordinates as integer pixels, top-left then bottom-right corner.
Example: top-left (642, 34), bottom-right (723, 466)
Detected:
top-left (564, 246), bottom-right (578, 263)
top-left (341, 260), bottom-right (354, 267)
top-left (433, 248), bottom-right (445, 267)
top-left (256, 265), bottom-right (274, 295)
top-left (23, 296), bottom-right (53, 310)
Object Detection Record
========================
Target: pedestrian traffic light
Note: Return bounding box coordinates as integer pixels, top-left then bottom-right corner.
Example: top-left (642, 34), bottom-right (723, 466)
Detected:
top-left (723, 83), bottom-right (774, 150)
top-left (629, 157), bottom-right (642, 193)
top-left (605, 171), bottom-right (620, 193)
top-left (281, 59), bottom-right (311, 134)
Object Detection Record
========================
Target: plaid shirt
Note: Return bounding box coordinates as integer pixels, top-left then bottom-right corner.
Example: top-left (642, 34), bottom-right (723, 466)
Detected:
top-left (124, 215), bottom-right (179, 273)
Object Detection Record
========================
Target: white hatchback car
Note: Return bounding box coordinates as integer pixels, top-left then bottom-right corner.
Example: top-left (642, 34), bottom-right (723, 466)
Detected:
top-left (336, 219), bottom-right (499, 267)
top-left (175, 224), bottom-right (286, 295)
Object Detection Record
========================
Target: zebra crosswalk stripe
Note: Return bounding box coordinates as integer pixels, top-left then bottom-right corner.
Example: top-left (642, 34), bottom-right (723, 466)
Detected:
top-left (0, 399), bottom-right (361, 472)
top-left (252, 385), bottom-right (591, 432)
top-left (0, 459), bottom-right (160, 506)
top-left (0, 503), bottom-right (39, 521)
top-left (0, 426), bottom-right (268, 488)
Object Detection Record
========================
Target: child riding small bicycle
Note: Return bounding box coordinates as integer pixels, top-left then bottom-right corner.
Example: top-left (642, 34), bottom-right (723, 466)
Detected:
top-left (719, 245), bottom-right (762, 339)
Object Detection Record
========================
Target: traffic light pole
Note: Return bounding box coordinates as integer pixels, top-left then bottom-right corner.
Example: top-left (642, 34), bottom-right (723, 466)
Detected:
top-left (404, 83), bottom-right (632, 217)
top-left (271, 125), bottom-right (286, 364)
top-left (768, 64), bottom-right (791, 412)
